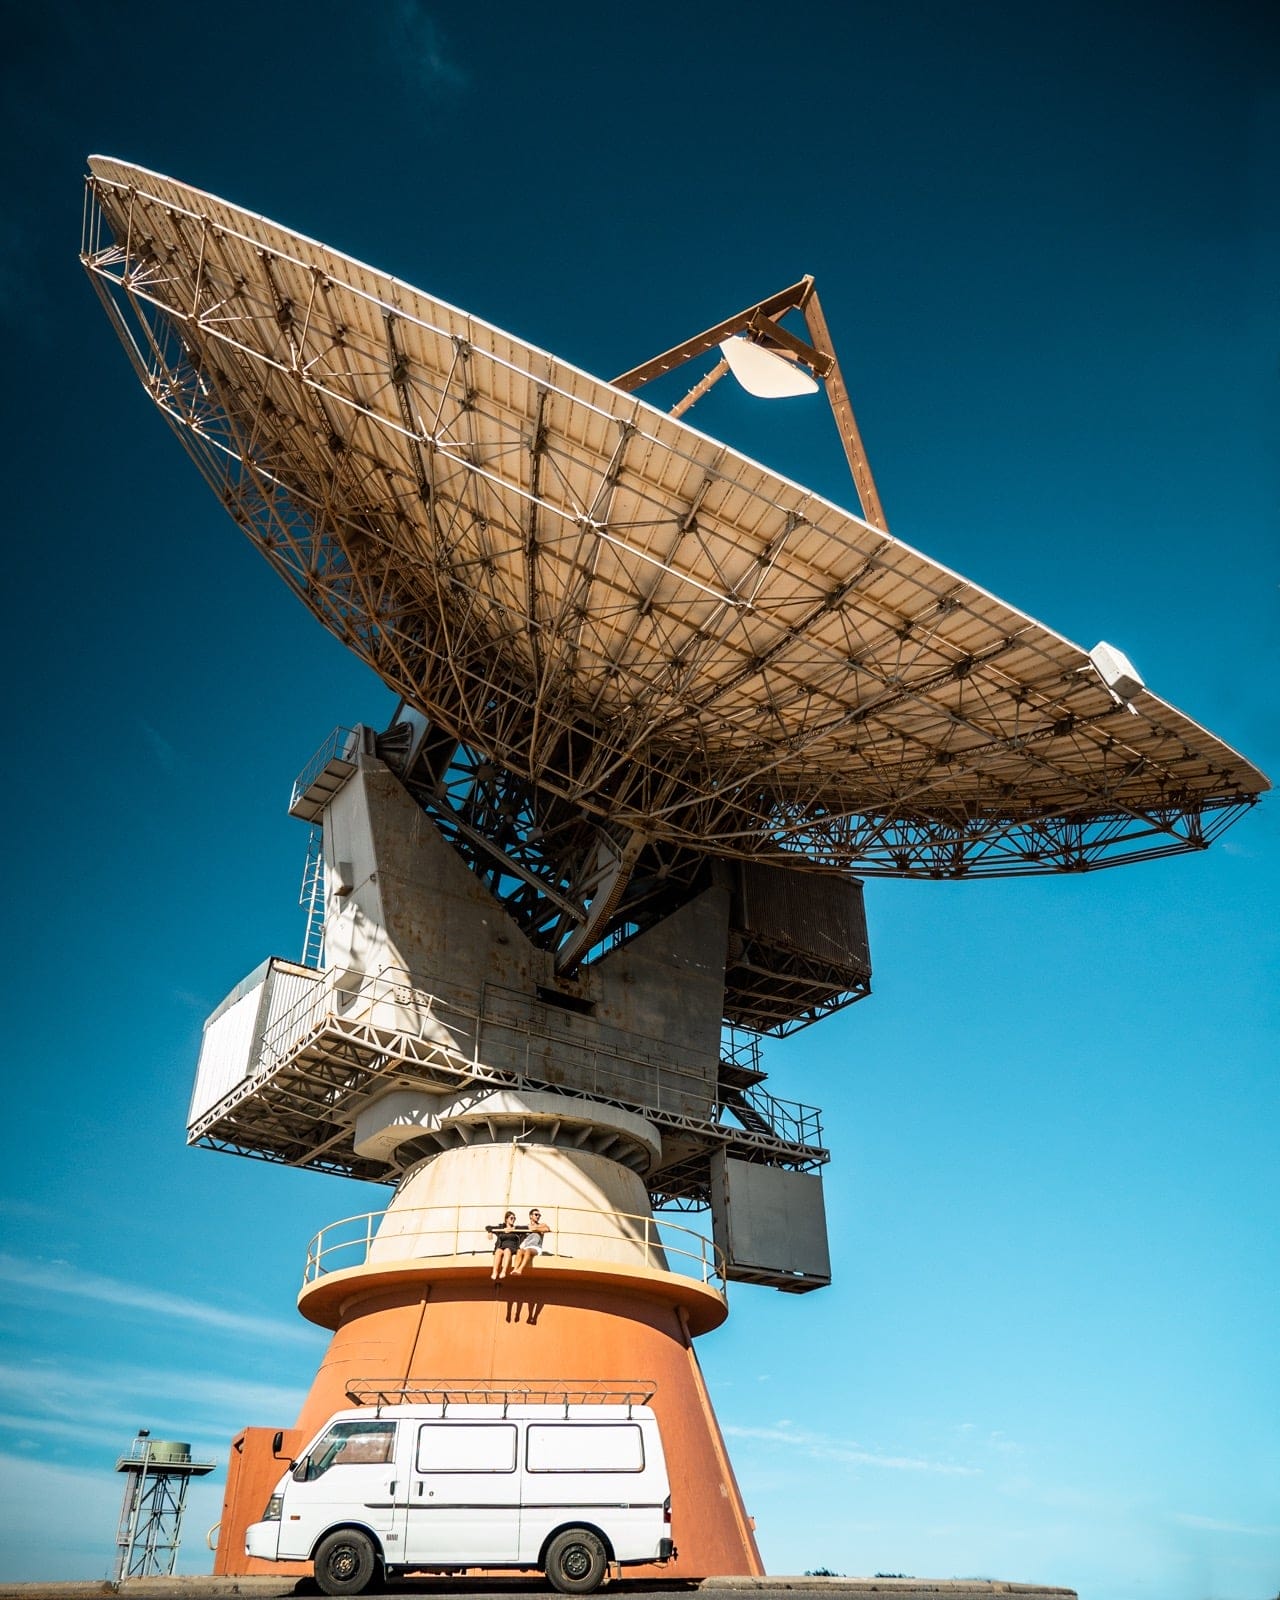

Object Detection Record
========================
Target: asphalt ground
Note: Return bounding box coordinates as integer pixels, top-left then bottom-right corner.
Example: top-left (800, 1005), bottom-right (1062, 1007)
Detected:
top-left (0, 1578), bottom-right (1077, 1600)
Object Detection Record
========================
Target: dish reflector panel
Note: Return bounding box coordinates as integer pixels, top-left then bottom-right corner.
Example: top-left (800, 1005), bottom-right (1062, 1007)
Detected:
top-left (80, 158), bottom-right (1267, 880)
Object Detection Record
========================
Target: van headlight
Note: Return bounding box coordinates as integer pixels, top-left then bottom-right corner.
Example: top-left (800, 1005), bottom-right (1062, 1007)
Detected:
top-left (262, 1494), bottom-right (283, 1521)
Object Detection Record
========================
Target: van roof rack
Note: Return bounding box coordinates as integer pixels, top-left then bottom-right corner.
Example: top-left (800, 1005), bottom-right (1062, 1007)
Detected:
top-left (345, 1379), bottom-right (658, 1414)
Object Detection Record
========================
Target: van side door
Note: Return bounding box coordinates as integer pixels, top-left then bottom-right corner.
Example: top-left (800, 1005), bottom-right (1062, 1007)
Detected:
top-left (401, 1420), bottom-right (521, 1566)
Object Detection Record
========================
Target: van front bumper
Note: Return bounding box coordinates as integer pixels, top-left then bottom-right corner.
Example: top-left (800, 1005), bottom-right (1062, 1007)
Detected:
top-left (245, 1520), bottom-right (281, 1561)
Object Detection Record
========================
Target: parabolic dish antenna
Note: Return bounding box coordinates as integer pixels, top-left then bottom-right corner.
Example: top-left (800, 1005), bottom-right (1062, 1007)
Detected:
top-left (82, 157), bottom-right (1266, 905)
top-left (79, 158), bottom-right (1271, 1585)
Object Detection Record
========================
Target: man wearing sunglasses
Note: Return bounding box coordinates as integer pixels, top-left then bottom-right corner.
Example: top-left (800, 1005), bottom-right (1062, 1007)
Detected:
top-left (511, 1208), bottom-right (551, 1276)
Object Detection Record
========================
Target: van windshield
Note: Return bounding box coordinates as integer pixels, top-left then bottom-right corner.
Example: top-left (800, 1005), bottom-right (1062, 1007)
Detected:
top-left (295, 1419), bottom-right (396, 1481)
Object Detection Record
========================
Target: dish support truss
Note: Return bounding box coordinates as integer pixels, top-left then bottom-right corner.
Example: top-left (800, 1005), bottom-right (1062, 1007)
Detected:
top-left (81, 164), bottom-right (1265, 896)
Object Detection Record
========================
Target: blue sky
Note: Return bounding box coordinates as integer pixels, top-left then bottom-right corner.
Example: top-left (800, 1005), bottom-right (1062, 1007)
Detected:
top-left (1, 1), bottom-right (1276, 1594)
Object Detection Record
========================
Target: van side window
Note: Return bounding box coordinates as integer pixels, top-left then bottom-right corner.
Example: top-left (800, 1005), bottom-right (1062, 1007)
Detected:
top-left (295, 1419), bottom-right (396, 1481)
top-left (526, 1424), bottom-right (645, 1473)
top-left (416, 1423), bottom-right (517, 1474)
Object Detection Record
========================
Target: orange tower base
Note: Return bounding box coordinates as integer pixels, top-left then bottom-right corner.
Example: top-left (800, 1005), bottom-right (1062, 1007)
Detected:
top-left (214, 1253), bottom-right (762, 1579)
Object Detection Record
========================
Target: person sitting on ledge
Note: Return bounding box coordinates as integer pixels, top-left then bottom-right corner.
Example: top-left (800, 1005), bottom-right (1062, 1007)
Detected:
top-left (511, 1208), bottom-right (550, 1275)
top-left (486, 1210), bottom-right (522, 1280)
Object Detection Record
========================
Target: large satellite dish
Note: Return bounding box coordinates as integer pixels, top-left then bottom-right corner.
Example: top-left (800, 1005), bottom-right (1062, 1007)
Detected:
top-left (80, 160), bottom-right (1271, 1590)
top-left (82, 157), bottom-right (1265, 927)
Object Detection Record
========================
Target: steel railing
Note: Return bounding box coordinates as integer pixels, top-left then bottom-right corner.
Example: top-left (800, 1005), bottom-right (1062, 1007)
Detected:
top-left (259, 965), bottom-right (707, 1116)
top-left (289, 725), bottom-right (362, 813)
top-left (252, 963), bottom-right (822, 1151)
top-left (725, 1081), bottom-right (824, 1146)
top-left (302, 1202), bottom-right (726, 1293)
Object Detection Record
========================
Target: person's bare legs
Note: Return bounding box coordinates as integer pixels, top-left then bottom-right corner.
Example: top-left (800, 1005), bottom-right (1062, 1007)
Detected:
top-left (511, 1249), bottom-right (531, 1276)
top-left (492, 1248), bottom-right (513, 1280)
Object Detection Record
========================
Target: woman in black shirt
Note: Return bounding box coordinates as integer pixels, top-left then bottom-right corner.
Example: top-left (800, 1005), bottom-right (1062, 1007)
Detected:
top-left (486, 1210), bottom-right (521, 1279)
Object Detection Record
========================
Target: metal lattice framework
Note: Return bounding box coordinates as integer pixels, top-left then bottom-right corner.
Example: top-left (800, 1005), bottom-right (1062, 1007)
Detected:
top-left (187, 965), bottom-right (826, 1205)
top-left (82, 158), bottom-right (1266, 909)
top-left (112, 1440), bottom-right (213, 1581)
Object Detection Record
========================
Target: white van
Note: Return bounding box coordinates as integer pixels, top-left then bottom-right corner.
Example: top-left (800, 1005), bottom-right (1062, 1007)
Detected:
top-left (246, 1398), bottom-right (675, 1595)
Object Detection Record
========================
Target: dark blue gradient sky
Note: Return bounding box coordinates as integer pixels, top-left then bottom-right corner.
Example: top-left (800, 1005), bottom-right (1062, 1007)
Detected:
top-left (1, 3), bottom-right (1276, 1593)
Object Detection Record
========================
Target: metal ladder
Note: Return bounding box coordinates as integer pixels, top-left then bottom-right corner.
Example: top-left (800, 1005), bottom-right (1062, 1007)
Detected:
top-left (299, 828), bottom-right (326, 969)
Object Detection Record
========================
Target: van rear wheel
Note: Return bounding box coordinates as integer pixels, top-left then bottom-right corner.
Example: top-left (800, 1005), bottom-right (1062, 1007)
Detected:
top-left (314, 1528), bottom-right (379, 1595)
top-left (546, 1526), bottom-right (608, 1594)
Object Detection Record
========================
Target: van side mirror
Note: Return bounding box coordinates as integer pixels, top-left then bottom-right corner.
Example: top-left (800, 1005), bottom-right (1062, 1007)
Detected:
top-left (271, 1430), bottom-right (284, 1456)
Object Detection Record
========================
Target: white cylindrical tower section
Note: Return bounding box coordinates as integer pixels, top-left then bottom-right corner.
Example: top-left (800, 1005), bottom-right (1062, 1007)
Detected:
top-left (360, 1089), bottom-right (669, 1271)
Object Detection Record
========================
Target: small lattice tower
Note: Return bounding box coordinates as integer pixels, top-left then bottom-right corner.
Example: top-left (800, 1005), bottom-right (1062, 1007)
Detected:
top-left (112, 1432), bottom-right (214, 1580)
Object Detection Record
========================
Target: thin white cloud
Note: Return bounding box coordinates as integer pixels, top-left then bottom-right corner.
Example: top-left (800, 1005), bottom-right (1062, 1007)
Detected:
top-left (0, 1359), bottom-right (308, 1426)
top-left (171, 986), bottom-right (214, 1012)
top-left (723, 1422), bottom-right (979, 1477)
top-left (0, 1450), bottom-right (225, 1581)
top-left (0, 1449), bottom-right (111, 1489)
top-left (0, 1252), bottom-right (318, 1345)
top-left (0, 1409), bottom-right (231, 1467)
top-left (0, 1409), bottom-right (174, 1454)
top-left (137, 717), bottom-right (177, 773)
top-left (388, 1), bottom-right (467, 90)
top-left (1174, 1511), bottom-right (1278, 1536)
top-left (0, 1361), bottom-right (308, 1473)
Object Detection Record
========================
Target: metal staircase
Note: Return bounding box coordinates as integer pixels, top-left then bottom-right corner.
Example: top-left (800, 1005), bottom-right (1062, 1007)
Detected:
top-left (717, 1027), bottom-right (776, 1137)
top-left (719, 1084), bottom-right (778, 1139)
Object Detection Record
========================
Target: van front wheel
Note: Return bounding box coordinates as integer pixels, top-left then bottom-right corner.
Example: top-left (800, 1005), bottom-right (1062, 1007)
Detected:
top-left (546, 1527), bottom-right (608, 1594)
top-left (314, 1528), bottom-right (379, 1596)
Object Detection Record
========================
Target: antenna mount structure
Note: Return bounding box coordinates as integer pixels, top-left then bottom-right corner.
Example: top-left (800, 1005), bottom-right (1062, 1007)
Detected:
top-left (612, 274), bottom-right (885, 532)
